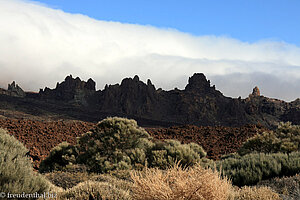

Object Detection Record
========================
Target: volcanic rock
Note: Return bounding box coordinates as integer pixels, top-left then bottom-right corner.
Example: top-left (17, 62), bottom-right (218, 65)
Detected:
top-left (0, 81), bottom-right (26, 97)
top-left (98, 75), bottom-right (158, 116)
top-left (1, 73), bottom-right (299, 128)
top-left (185, 73), bottom-right (215, 93)
top-left (39, 75), bottom-right (96, 105)
top-left (251, 86), bottom-right (260, 96)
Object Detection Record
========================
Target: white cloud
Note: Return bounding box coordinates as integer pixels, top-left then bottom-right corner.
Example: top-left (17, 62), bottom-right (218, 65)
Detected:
top-left (0, 0), bottom-right (300, 101)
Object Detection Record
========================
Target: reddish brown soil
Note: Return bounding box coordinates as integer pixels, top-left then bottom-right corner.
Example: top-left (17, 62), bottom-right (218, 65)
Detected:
top-left (147, 124), bottom-right (267, 160)
top-left (0, 118), bottom-right (267, 169)
top-left (0, 118), bottom-right (94, 169)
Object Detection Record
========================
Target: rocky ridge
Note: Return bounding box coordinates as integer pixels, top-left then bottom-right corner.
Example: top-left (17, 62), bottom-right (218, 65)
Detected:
top-left (0, 73), bottom-right (299, 128)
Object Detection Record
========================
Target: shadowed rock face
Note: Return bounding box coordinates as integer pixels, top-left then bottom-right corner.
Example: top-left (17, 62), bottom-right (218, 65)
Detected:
top-left (97, 75), bottom-right (158, 116)
top-left (0, 81), bottom-right (26, 97)
top-left (94, 73), bottom-right (279, 127)
top-left (39, 75), bottom-right (96, 105)
top-left (185, 73), bottom-right (214, 92)
top-left (1, 73), bottom-right (299, 128)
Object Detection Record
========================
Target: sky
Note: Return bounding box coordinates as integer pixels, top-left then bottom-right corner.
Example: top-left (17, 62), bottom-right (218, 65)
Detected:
top-left (32, 0), bottom-right (300, 46)
top-left (0, 0), bottom-right (300, 101)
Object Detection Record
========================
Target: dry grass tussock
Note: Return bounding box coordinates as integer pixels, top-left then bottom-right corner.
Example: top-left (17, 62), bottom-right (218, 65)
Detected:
top-left (130, 163), bottom-right (232, 200)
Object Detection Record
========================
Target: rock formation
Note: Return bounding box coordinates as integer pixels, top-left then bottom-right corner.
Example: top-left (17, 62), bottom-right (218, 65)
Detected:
top-left (185, 73), bottom-right (215, 92)
top-left (1, 73), bottom-right (299, 128)
top-left (8, 81), bottom-right (26, 97)
top-left (0, 81), bottom-right (26, 97)
top-left (98, 75), bottom-right (158, 116)
top-left (39, 75), bottom-right (96, 105)
top-left (249, 86), bottom-right (260, 97)
top-left (92, 73), bottom-right (248, 126)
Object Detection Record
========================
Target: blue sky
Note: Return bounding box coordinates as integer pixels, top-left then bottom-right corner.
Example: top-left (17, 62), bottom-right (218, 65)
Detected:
top-left (33, 0), bottom-right (300, 46)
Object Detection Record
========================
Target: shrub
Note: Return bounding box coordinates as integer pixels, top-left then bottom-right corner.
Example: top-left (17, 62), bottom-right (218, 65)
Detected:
top-left (233, 186), bottom-right (281, 200)
top-left (45, 169), bottom-right (134, 192)
top-left (217, 151), bottom-right (300, 186)
top-left (130, 162), bottom-right (232, 200)
top-left (57, 181), bottom-right (132, 200)
top-left (40, 117), bottom-right (206, 174)
top-left (148, 139), bottom-right (206, 169)
top-left (76, 117), bottom-right (206, 173)
top-left (39, 142), bottom-right (79, 173)
top-left (0, 128), bottom-right (51, 194)
top-left (89, 174), bottom-right (133, 192)
top-left (239, 122), bottom-right (300, 155)
top-left (44, 171), bottom-right (91, 189)
top-left (77, 117), bottom-right (152, 173)
top-left (257, 174), bottom-right (300, 200)
top-left (108, 169), bottom-right (133, 181)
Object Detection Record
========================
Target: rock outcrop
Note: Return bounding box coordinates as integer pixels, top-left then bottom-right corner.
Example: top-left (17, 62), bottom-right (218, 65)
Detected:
top-left (39, 75), bottom-right (96, 105)
top-left (251, 86), bottom-right (260, 96)
top-left (97, 75), bottom-right (158, 116)
top-left (1, 73), bottom-right (299, 128)
top-left (0, 81), bottom-right (26, 97)
top-left (248, 86), bottom-right (261, 99)
top-left (85, 73), bottom-right (251, 127)
top-left (185, 73), bottom-right (216, 92)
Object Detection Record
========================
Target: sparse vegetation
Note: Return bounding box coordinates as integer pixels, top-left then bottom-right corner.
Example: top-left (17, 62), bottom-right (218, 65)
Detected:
top-left (239, 122), bottom-right (300, 155)
top-left (8, 118), bottom-right (299, 199)
top-left (217, 151), bottom-right (300, 186)
top-left (0, 128), bottom-right (51, 194)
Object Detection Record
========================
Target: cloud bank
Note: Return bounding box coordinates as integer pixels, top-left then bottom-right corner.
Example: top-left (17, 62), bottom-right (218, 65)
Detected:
top-left (0, 0), bottom-right (300, 101)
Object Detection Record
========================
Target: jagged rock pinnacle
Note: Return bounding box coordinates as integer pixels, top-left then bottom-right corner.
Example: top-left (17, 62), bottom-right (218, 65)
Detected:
top-left (252, 86), bottom-right (260, 96)
top-left (7, 81), bottom-right (26, 97)
top-left (185, 73), bottom-right (211, 92)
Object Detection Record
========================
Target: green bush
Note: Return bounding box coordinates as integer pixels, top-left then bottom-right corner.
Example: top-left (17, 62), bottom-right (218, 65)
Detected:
top-left (76, 117), bottom-right (206, 173)
top-left (239, 122), bottom-right (300, 155)
top-left (77, 117), bottom-right (152, 173)
top-left (39, 142), bottom-right (79, 173)
top-left (0, 128), bottom-right (51, 194)
top-left (41, 117), bottom-right (206, 174)
top-left (217, 151), bottom-right (300, 186)
top-left (148, 139), bottom-right (206, 169)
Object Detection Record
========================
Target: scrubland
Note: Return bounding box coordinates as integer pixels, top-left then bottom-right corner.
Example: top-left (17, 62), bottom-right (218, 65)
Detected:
top-left (1, 118), bottom-right (300, 199)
